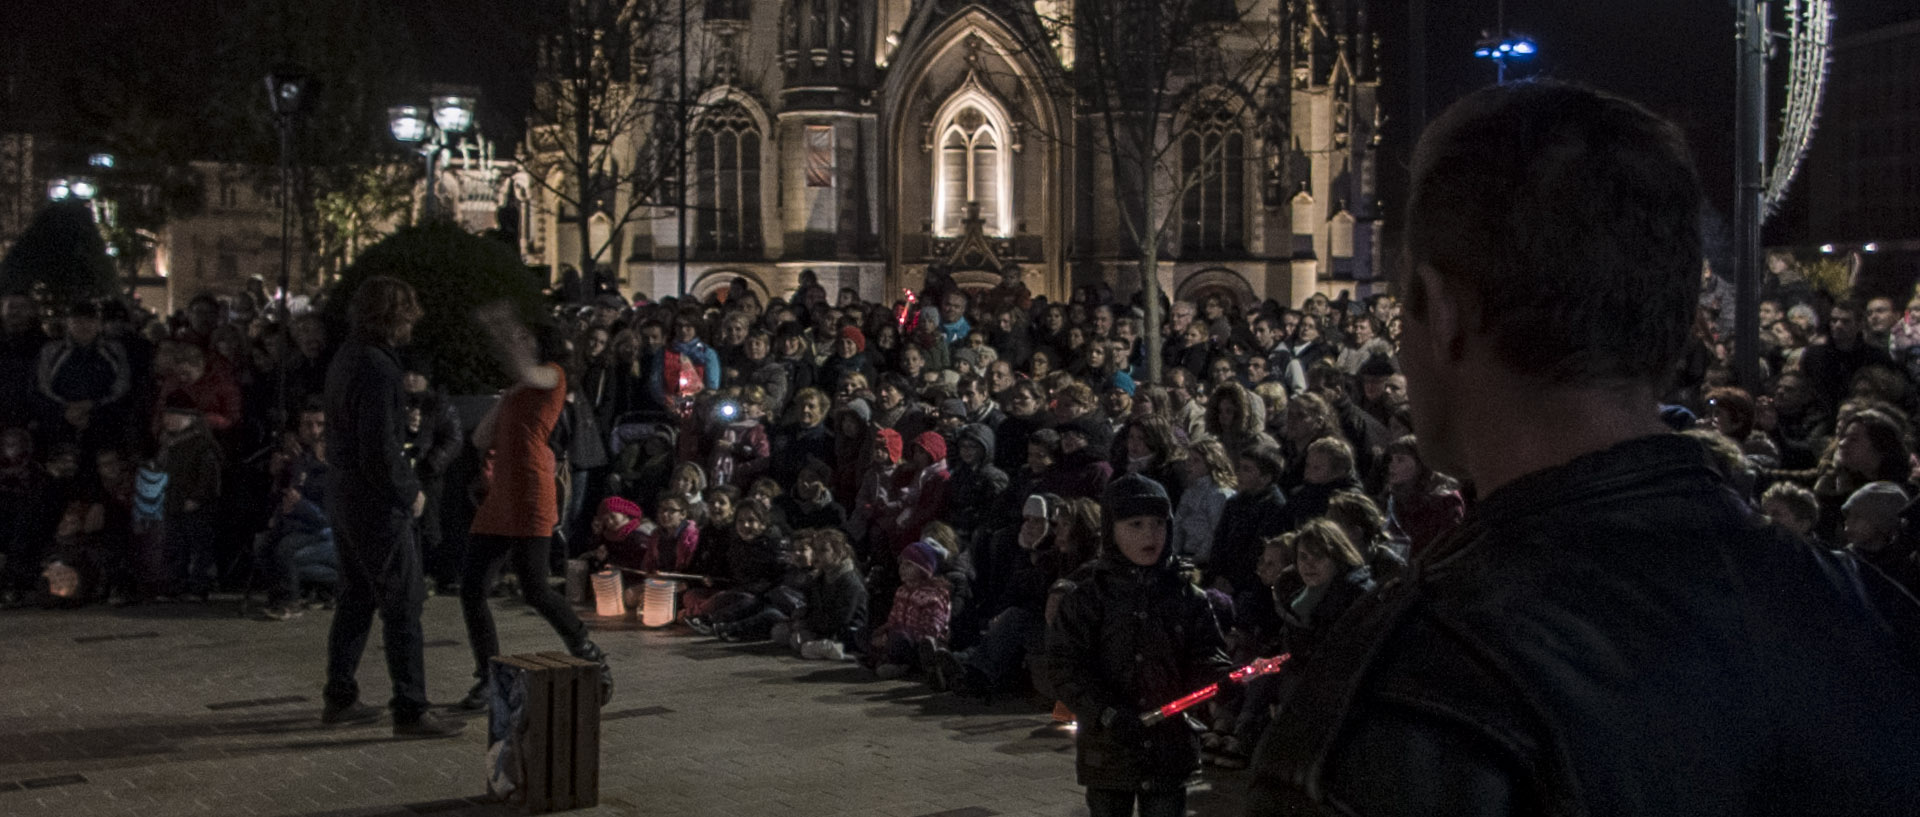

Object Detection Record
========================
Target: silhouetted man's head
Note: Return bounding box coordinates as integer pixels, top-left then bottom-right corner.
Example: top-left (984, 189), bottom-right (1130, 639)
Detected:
top-left (1399, 80), bottom-right (1703, 470)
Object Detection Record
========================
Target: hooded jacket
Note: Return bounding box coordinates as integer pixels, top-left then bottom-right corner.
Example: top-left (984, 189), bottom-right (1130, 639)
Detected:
top-left (949, 423), bottom-right (1010, 536)
top-left (1047, 474), bottom-right (1232, 791)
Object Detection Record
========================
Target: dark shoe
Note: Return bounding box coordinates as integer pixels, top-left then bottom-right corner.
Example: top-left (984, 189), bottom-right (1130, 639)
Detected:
top-left (570, 640), bottom-right (614, 706)
top-left (686, 616), bottom-right (715, 636)
top-left (918, 638), bottom-right (949, 690)
top-left (393, 711), bottom-right (466, 739)
top-left (320, 701), bottom-right (383, 726)
top-left (456, 681), bottom-right (489, 711)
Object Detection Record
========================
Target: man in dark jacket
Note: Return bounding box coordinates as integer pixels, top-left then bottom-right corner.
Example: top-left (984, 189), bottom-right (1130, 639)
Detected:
top-left (402, 358), bottom-right (463, 593)
top-left (319, 277), bottom-right (461, 738)
top-left (1247, 81), bottom-right (1920, 816)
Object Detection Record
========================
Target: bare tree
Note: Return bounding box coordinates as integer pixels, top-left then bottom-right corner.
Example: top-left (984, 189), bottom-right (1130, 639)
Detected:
top-left (1029, 0), bottom-right (1284, 383)
top-left (521, 0), bottom-right (713, 300)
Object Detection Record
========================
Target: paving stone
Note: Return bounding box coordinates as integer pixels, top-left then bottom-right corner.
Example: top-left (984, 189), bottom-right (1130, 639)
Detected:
top-left (0, 598), bottom-right (1250, 816)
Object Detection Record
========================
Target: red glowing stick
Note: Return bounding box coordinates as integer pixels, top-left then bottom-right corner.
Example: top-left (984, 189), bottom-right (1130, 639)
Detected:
top-left (1139, 654), bottom-right (1291, 726)
top-left (896, 288), bottom-right (919, 330)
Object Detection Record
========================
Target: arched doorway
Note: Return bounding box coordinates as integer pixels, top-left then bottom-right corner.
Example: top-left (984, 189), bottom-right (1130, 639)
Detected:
top-left (1175, 268), bottom-right (1257, 316)
top-left (689, 269), bottom-right (770, 305)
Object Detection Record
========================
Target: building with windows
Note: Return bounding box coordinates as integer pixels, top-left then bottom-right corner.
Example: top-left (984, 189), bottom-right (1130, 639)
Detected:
top-left (520, 0), bottom-right (1383, 308)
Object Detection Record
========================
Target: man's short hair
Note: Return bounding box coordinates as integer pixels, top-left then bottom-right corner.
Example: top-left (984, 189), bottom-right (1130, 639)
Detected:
top-left (1404, 80), bottom-right (1704, 386)
top-left (1238, 446), bottom-right (1286, 483)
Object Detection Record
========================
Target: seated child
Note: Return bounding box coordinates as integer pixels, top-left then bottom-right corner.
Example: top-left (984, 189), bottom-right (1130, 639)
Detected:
top-left (588, 496), bottom-right (652, 570)
top-left (793, 528), bottom-right (869, 661)
top-left (868, 539), bottom-right (952, 679)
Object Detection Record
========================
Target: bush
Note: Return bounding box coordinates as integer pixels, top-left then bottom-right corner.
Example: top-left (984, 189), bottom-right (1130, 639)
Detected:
top-left (327, 221), bottom-right (543, 395)
top-left (0, 201), bottom-right (118, 305)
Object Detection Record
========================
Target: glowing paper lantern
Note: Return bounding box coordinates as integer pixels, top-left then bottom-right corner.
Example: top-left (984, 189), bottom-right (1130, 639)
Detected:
top-left (641, 579), bottom-right (680, 628)
top-left (591, 570), bottom-right (625, 618)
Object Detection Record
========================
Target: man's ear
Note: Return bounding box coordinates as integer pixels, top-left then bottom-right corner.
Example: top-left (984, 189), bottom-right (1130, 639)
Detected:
top-left (1414, 264), bottom-right (1468, 363)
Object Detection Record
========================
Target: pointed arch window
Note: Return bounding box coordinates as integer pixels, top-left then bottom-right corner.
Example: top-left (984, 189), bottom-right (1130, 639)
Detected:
top-left (693, 101), bottom-right (762, 254)
top-left (1180, 100), bottom-right (1246, 254)
top-left (935, 104), bottom-right (1009, 236)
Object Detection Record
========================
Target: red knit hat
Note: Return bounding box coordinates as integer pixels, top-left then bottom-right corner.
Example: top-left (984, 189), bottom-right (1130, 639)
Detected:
top-left (913, 430), bottom-right (947, 463)
top-left (600, 496), bottom-right (642, 519)
top-left (839, 326), bottom-right (867, 353)
top-left (875, 428), bottom-right (903, 463)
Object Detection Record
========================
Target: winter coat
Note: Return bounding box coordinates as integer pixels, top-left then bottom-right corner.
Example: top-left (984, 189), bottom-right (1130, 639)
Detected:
top-left (728, 532), bottom-right (792, 593)
top-left (707, 419), bottom-right (769, 487)
top-left (1172, 475), bottom-right (1233, 562)
top-left (768, 421), bottom-right (834, 487)
top-left (599, 525), bottom-right (653, 570)
top-left (642, 521), bottom-right (701, 574)
top-left (324, 339), bottom-right (420, 512)
top-left (993, 412), bottom-right (1047, 472)
top-left (949, 424), bottom-right (1011, 536)
top-left (803, 560), bottom-right (869, 645)
top-left (37, 337), bottom-right (129, 408)
top-left (1288, 474), bottom-right (1362, 528)
top-left (886, 461), bottom-right (951, 551)
top-left (1047, 555), bottom-right (1232, 791)
top-left (408, 390), bottom-right (463, 482)
top-left (873, 575), bottom-right (952, 645)
top-left (1276, 563), bottom-right (1375, 660)
top-left (740, 358), bottom-right (792, 415)
top-left (1209, 484), bottom-right (1289, 595)
top-left (156, 426), bottom-right (221, 516)
top-left (777, 494), bottom-right (847, 533)
top-left (1036, 449), bottom-right (1112, 500)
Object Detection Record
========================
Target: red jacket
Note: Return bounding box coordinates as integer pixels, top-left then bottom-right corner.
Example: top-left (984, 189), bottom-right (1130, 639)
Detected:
top-left (154, 367), bottom-right (242, 432)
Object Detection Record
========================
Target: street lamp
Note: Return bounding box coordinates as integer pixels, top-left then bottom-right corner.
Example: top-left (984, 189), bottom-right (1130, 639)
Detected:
top-left (389, 93), bottom-right (477, 220)
top-left (266, 66), bottom-right (314, 324)
top-left (1473, 32), bottom-right (1537, 84)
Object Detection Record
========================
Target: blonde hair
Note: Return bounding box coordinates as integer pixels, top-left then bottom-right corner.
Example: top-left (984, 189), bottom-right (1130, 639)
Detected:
top-left (1188, 437), bottom-right (1238, 491)
top-left (1286, 518), bottom-right (1367, 569)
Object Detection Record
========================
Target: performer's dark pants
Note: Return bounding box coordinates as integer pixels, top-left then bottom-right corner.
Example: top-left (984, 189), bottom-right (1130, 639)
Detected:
top-left (460, 533), bottom-right (589, 680)
top-left (1086, 788), bottom-right (1186, 817)
top-left (323, 498), bottom-right (429, 720)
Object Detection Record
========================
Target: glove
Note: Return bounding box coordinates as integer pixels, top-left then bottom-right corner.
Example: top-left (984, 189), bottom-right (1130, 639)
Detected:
top-left (1099, 706), bottom-right (1148, 744)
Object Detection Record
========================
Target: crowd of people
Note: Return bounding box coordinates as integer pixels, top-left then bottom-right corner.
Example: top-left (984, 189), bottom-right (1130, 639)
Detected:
top-left (3, 79), bottom-right (1913, 815)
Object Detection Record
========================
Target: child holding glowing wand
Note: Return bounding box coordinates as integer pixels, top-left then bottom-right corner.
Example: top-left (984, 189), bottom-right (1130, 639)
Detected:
top-left (1046, 473), bottom-right (1232, 817)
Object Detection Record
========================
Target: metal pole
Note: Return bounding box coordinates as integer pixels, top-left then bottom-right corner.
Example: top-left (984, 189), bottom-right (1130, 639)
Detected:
top-left (1410, 0), bottom-right (1426, 134)
top-left (677, 0), bottom-right (689, 297)
top-left (1732, 0), bottom-right (1768, 389)
top-left (422, 144), bottom-right (438, 221)
top-left (276, 115), bottom-right (295, 428)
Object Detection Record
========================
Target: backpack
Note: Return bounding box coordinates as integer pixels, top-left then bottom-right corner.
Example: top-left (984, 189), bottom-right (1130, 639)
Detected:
top-left (549, 391), bottom-right (609, 471)
top-left (134, 465), bottom-right (168, 523)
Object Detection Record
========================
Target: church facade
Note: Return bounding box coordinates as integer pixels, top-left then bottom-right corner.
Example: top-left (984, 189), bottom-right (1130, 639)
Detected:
top-left (519, 0), bottom-right (1384, 309)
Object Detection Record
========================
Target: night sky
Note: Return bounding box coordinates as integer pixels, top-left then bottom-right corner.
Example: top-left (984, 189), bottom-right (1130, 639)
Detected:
top-left (5, 0), bottom-right (1916, 243)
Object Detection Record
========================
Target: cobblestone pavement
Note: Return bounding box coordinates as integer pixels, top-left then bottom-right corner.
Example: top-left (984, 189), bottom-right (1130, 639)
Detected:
top-left (0, 595), bottom-right (1252, 817)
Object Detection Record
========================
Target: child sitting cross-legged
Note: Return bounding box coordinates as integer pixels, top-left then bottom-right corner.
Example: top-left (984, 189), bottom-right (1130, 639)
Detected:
top-left (789, 528), bottom-right (868, 661)
top-left (867, 539), bottom-right (951, 679)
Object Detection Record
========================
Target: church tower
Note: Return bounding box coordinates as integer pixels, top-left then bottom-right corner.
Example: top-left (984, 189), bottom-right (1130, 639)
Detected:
top-left (775, 0), bottom-right (881, 271)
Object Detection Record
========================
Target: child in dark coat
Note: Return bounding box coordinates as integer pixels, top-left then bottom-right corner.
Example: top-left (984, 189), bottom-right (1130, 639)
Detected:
top-left (153, 395), bottom-right (222, 599)
top-left (1047, 473), bottom-right (1231, 817)
top-left (793, 528), bottom-right (868, 661)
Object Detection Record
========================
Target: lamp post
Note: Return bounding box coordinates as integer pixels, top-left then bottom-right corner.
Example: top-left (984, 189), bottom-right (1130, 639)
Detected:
top-left (267, 66), bottom-right (314, 432)
top-left (389, 93), bottom-right (477, 222)
top-left (1472, 0), bottom-right (1536, 85)
top-left (266, 66), bottom-right (314, 323)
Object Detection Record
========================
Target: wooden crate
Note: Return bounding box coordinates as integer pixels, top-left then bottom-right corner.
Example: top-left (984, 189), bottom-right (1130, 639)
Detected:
top-left (487, 653), bottom-right (602, 813)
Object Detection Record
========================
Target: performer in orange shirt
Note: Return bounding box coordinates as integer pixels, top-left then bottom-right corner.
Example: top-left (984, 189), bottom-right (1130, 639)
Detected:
top-left (457, 302), bottom-right (611, 710)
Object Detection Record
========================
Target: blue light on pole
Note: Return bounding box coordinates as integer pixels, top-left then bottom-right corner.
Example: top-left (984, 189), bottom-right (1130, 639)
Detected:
top-left (1473, 32), bottom-right (1538, 84)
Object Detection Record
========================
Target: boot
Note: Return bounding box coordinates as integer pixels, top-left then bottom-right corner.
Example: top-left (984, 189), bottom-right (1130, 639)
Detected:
top-left (571, 639), bottom-right (614, 706)
top-left (456, 679), bottom-right (489, 711)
